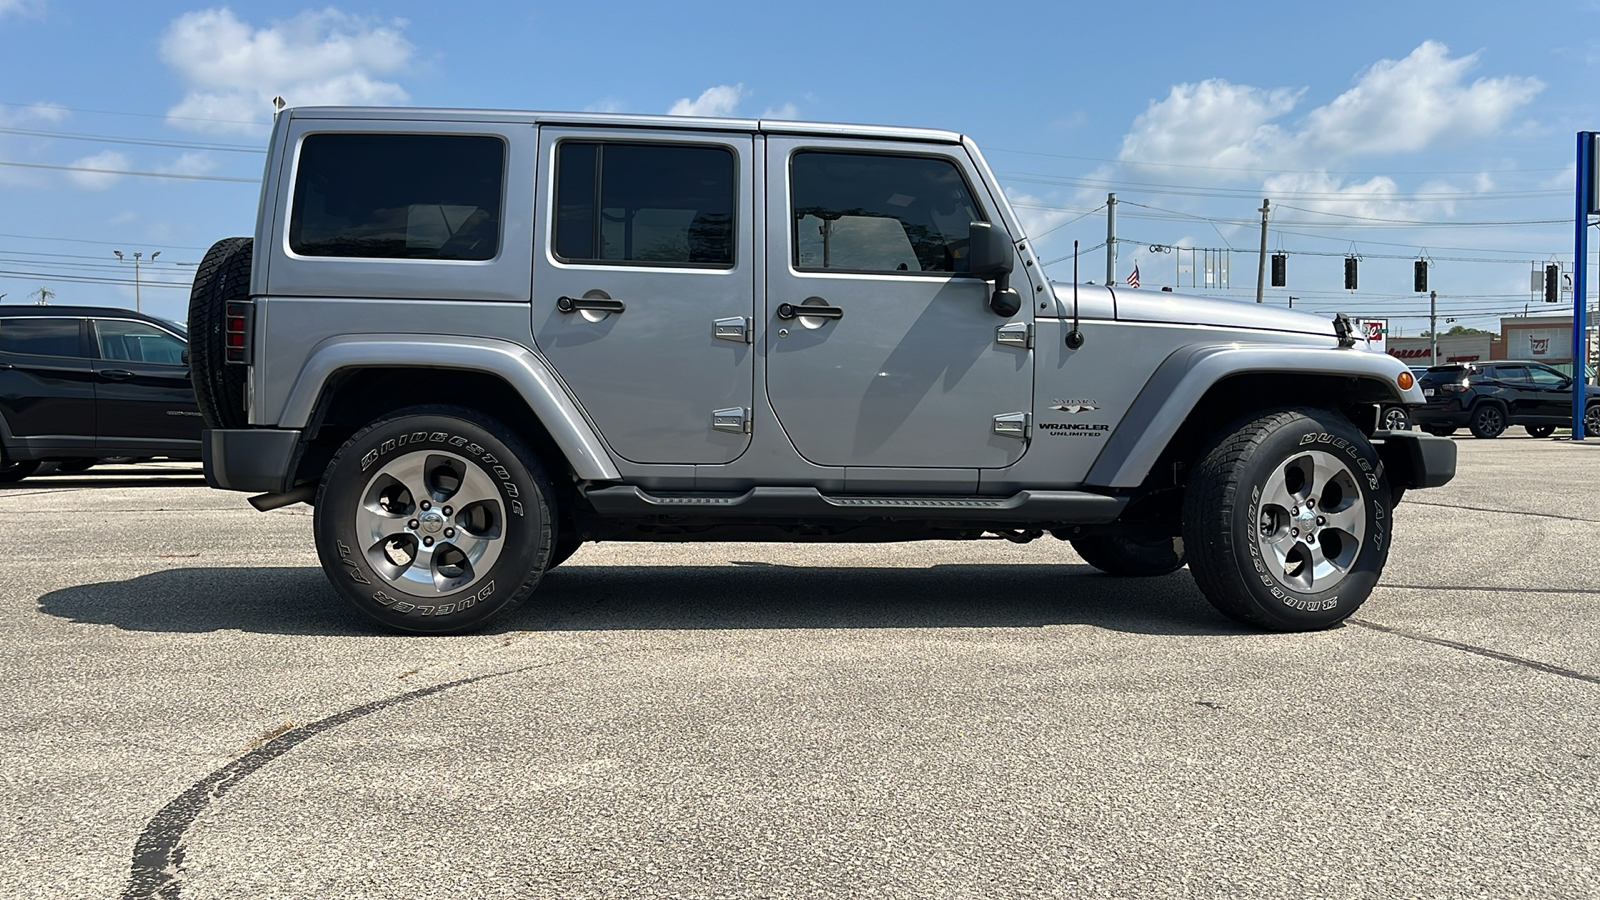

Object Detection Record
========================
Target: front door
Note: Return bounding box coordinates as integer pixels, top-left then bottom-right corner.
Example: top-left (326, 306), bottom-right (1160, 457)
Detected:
top-left (763, 137), bottom-right (1033, 468)
top-left (532, 128), bottom-right (755, 465)
top-left (89, 318), bottom-right (202, 446)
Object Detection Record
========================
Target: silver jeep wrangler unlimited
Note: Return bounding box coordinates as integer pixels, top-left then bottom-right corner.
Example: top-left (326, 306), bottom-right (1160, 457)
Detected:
top-left (191, 107), bottom-right (1455, 634)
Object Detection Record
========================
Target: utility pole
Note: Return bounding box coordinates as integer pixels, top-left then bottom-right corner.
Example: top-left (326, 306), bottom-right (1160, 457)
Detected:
top-left (1255, 198), bottom-right (1270, 303)
top-left (1429, 290), bottom-right (1438, 366)
top-left (113, 250), bottom-right (160, 313)
top-left (1105, 193), bottom-right (1117, 285)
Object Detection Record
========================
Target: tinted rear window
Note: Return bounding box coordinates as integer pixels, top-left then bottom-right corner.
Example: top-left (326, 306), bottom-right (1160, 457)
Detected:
top-left (0, 318), bottom-right (82, 357)
top-left (1419, 365), bottom-right (1472, 385)
top-left (289, 133), bottom-right (505, 261)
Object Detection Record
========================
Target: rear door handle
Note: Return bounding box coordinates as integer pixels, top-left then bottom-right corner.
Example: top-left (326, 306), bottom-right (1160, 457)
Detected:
top-left (777, 302), bottom-right (844, 320)
top-left (556, 296), bottom-right (626, 314)
top-left (100, 369), bottom-right (135, 381)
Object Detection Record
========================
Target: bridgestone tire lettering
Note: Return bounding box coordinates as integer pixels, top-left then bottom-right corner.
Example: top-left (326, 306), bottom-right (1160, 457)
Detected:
top-left (313, 404), bottom-right (555, 635)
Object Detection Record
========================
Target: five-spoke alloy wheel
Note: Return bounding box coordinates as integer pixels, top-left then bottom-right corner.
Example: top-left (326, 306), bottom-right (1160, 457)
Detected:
top-left (1469, 404), bottom-right (1506, 439)
top-left (1183, 408), bottom-right (1390, 631)
top-left (314, 405), bottom-right (556, 634)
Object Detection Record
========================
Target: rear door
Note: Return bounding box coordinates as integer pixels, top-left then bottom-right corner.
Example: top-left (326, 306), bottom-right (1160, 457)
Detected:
top-left (89, 318), bottom-right (202, 446)
top-left (0, 316), bottom-right (96, 450)
top-left (531, 127), bottom-right (755, 464)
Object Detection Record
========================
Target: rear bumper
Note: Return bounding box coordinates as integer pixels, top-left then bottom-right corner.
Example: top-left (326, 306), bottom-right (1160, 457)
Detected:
top-left (202, 428), bottom-right (302, 492)
top-left (1373, 430), bottom-right (1456, 490)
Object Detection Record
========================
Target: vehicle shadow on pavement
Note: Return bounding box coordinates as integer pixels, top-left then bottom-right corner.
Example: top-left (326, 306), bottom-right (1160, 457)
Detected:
top-left (36, 561), bottom-right (1245, 637)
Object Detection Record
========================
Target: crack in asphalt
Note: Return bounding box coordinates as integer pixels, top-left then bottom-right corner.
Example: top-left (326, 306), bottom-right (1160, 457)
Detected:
top-left (1403, 499), bottom-right (1599, 524)
top-left (1348, 618), bottom-right (1600, 687)
top-left (120, 648), bottom-right (650, 900)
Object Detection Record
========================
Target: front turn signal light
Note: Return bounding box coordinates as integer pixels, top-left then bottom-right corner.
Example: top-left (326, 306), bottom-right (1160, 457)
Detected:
top-left (1397, 371), bottom-right (1415, 390)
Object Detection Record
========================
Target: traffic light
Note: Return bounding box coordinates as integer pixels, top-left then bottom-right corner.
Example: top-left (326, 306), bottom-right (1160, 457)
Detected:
top-left (1545, 264), bottom-right (1560, 302)
top-left (1413, 259), bottom-right (1428, 293)
top-left (1270, 252), bottom-right (1286, 287)
top-left (1343, 256), bottom-right (1358, 291)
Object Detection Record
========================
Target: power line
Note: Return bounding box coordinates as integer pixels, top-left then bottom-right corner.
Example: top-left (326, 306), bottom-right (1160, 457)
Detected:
top-left (0, 159), bottom-right (259, 183)
top-left (0, 126), bottom-right (265, 153)
top-left (1001, 171), bottom-right (1565, 203)
top-left (985, 145), bottom-right (1572, 177)
top-left (0, 100), bottom-right (263, 128)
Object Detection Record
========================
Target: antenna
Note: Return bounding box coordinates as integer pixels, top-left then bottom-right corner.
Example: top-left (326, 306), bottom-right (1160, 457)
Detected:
top-left (1066, 241), bottom-right (1084, 349)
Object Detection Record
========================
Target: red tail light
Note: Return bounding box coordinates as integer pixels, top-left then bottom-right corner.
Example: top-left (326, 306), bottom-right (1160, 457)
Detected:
top-left (224, 300), bottom-right (252, 364)
top-left (1440, 383), bottom-right (1469, 393)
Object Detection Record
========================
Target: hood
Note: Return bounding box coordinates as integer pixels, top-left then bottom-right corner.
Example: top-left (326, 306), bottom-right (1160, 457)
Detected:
top-left (1112, 288), bottom-right (1337, 336)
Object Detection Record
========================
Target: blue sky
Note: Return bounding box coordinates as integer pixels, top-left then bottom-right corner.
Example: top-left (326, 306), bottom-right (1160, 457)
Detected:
top-left (2, 0), bottom-right (1598, 334)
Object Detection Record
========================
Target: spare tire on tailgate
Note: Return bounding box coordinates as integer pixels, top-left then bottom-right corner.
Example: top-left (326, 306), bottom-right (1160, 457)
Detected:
top-left (187, 237), bottom-right (253, 430)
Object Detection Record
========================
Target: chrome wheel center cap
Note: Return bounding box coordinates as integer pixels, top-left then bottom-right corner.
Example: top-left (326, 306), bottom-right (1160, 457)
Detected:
top-left (419, 511), bottom-right (445, 534)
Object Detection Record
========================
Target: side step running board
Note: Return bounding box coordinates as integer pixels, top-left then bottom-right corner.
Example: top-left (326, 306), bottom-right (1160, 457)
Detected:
top-left (584, 485), bottom-right (1126, 524)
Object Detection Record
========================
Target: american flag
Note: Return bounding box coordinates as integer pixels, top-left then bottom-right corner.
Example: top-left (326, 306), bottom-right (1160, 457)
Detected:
top-left (1126, 264), bottom-right (1140, 289)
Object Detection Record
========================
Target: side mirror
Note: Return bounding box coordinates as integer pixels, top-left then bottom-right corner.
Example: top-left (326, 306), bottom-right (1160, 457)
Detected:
top-left (968, 221), bottom-right (1020, 317)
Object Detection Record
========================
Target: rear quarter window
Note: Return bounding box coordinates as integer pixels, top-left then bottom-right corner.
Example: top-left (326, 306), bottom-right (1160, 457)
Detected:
top-left (0, 318), bottom-right (83, 357)
top-left (288, 133), bottom-right (506, 261)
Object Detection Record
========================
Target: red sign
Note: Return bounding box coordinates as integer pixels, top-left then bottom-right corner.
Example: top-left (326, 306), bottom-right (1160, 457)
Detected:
top-left (1364, 321), bottom-right (1385, 341)
top-left (1530, 337), bottom-right (1549, 355)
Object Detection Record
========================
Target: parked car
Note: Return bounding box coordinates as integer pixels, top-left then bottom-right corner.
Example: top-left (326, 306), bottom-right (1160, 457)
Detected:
top-left (1412, 360), bottom-right (1600, 438)
top-left (191, 106), bottom-right (1454, 636)
top-left (0, 305), bottom-right (203, 481)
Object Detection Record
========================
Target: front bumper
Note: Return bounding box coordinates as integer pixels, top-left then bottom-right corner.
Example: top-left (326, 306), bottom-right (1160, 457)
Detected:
top-left (203, 428), bottom-right (302, 493)
top-left (1373, 430), bottom-right (1456, 490)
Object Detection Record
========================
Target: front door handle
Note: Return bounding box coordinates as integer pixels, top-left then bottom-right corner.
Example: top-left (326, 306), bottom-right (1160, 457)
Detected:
top-left (777, 302), bottom-right (844, 321)
top-left (100, 369), bottom-right (135, 381)
top-left (557, 296), bottom-right (626, 314)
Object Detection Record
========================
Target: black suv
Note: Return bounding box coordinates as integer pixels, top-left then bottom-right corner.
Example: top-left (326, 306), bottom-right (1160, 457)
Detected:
top-left (0, 305), bottom-right (202, 481)
top-left (1413, 360), bottom-right (1600, 439)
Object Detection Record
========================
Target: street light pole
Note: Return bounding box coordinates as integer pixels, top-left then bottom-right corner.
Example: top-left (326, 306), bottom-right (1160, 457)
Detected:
top-left (112, 250), bottom-right (160, 313)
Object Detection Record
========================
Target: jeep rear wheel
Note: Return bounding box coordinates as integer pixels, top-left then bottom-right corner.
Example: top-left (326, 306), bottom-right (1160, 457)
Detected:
top-left (1070, 534), bottom-right (1186, 577)
top-left (313, 405), bottom-right (555, 634)
top-left (1182, 408), bottom-right (1391, 631)
top-left (187, 237), bottom-right (253, 430)
top-left (1469, 404), bottom-right (1506, 439)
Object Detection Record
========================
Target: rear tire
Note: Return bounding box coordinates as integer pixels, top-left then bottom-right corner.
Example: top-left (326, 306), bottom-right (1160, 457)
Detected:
top-left (1468, 403), bottom-right (1506, 439)
top-left (1422, 425), bottom-right (1456, 437)
top-left (313, 405), bottom-right (555, 634)
top-left (187, 237), bottom-right (253, 430)
top-left (0, 451), bottom-right (39, 483)
top-left (1525, 425), bottom-right (1556, 439)
top-left (56, 458), bottom-right (96, 473)
top-left (1070, 534), bottom-right (1185, 577)
top-left (1182, 408), bottom-right (1391, 632)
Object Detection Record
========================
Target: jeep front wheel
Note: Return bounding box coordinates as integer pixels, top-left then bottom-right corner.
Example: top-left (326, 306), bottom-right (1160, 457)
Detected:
top-left (313, 405), bottom-right (555, 634)
top-left (1182, 408), bottom-right (1391, 631)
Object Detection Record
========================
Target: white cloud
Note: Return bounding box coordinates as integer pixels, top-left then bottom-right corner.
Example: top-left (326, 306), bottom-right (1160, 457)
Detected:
top-left (586, 97), bottom-right (626, 114)
top-left (762, 103), bottom-right (799, 120)
top-left (160, 8), bottom-right (414, 134)
top-left (1118, 42), bottom-right (1542, 176)
top-left (0, 0), bottom-right (41, 21)
top-left (668, 84), bottom-right (745, 118)
top-left (157, 152), bottom-right (220, 177)
top-left (68, 150), bottom-right (128, 190)
top-left (0, 101), bottom-right (66, 126)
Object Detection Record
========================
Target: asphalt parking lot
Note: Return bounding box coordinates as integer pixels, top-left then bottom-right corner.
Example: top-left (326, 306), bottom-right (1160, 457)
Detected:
top-left (2, 437), bottom-right (1597, 899)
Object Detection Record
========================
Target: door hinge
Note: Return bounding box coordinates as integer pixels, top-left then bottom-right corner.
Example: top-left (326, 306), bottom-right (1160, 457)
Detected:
top-left (712, 407), bottom-right (752, 434)
top-left (992, 412), bottom-right (1031, 440)
top-left (996, 321), bottom-right (1033, 349)
top-left (713, 316), bottom-right (753, 344)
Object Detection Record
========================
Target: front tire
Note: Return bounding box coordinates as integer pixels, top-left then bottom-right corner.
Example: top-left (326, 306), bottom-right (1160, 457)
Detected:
top-left (1379, 406), bottom-right (1411, 431)
top-left (1469, 404), bottom-right (1506, 439)
top-left (1182, 408), bottom-right (1391, 632)
top-left (313, 405), bottom-right (555, 634)
top-left (1070, 534), bottom-right (1186, 576)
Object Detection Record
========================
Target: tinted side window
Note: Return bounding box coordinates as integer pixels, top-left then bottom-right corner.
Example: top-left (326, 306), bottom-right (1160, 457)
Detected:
top-left (0, 318), bottom-right (82, 357)
top-left (289, 133), bottom-right (505, 261)
top-left (95, 321), bottom-right (186, 364)
top-left (554, 142), bottom-right (735, 268)
top-left (1494, 365), bottom-right (1529, 384)
top-left (1528, 367), bottom-right (1567, 387)
top-left (791, 151), bottom-right (982, 275)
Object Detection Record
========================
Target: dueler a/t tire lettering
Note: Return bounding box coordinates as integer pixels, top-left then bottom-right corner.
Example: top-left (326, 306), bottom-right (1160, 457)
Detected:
top-left (1182, 407), bottom-right (1391, 632)
top-left (313, 405), bottom-right (555, 634)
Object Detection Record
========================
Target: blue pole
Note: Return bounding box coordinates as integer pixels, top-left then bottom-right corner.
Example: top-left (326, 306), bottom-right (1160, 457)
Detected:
top-left (1574, 132), bottom-right (1591, 440)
